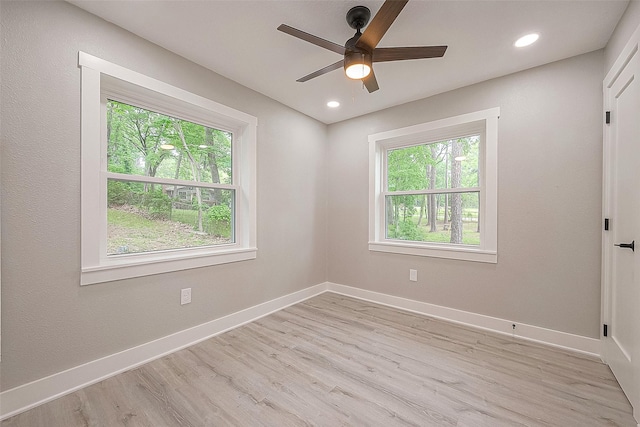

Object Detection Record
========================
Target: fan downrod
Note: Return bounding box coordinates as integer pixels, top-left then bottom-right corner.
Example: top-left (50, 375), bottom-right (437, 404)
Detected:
top-left (346, 6), bottom-right (371, 30)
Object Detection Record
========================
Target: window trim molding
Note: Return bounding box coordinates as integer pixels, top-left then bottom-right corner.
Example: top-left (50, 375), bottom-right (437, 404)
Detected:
top-left (368, 108), bottom-right (499, 263)
top-left (79, 52), bottom-right (257, 285)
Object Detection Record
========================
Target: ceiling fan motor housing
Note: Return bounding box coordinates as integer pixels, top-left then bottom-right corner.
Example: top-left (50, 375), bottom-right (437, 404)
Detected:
top-left (346, 6), bottom-right (371, 30)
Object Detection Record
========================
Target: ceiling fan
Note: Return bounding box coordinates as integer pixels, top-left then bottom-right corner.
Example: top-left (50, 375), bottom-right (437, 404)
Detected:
top-left (277, 0), bottom-right (447, 93)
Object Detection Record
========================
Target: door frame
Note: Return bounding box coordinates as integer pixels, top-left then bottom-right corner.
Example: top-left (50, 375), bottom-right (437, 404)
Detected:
top-left (602, 21), bottom-right (640, 424)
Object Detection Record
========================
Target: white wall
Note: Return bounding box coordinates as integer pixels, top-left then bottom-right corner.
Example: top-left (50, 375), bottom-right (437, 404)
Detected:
top-left (326, 51), bottom-right (605, 339)
top-left (0, 1), bottom-right (328, 391)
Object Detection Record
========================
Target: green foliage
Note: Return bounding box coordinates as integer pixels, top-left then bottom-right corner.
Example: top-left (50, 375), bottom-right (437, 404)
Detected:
top-left (107, 180), bottom-right (145, 207)
top-left (107, 181), bottom-right (130, 206)
top-left (169, 207), bottom-right (232, 238)
top-left (387, 137), bottom-right (479, 193)
top-left (388, 220), bottom-right (426, 241)
top-left (387, 145), bottom-right (430, 192)
top-left (205, 204), bottom-right (232, 238)
top-left (207, 204), bottom-right (232, 223)
top-left (191, 197), bottom-right (204, 211)
top-left (107, 182), bottom-right (171, 220)
top-left (107, 101), bottom-right (172, 177)
top-left (107, 99), bottom-right (233, 184)
top-left (140, 189), bottom-right (172, 220)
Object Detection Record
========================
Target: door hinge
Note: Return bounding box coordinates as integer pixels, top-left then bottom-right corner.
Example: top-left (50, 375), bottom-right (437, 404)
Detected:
top-left (605, 218), bottom-right (610, 231)
top-left (603, 324), bottom-right (608, 337)
top-left (605, 111), bottom-right (611, 124)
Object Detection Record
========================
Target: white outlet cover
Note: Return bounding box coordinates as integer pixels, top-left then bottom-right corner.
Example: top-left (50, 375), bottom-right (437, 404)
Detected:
top-left (181, 288), bottom-right (192, 305)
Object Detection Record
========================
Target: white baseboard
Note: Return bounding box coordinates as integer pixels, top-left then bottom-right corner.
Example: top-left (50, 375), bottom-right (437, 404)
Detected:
top-left (326, 283), bottom-right (601, 358)
top-left (0, 283), bottom-right (327, 421)
top-left (1, 281), bottom-right (602, 420)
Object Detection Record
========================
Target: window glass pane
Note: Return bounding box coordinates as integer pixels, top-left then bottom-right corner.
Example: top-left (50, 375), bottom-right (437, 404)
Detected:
top-left (107, 179), bottom-right (234, 255)
top-left (107, 100), bottom-right (232, 184)
top-left (385, 192), bottom-right (480, 245)
top-left (387, 136), bottom-right (479, 191)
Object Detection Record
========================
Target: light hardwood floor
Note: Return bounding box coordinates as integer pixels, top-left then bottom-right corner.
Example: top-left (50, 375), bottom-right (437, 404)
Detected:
top-left (2, 293), bottom-right (636, 426)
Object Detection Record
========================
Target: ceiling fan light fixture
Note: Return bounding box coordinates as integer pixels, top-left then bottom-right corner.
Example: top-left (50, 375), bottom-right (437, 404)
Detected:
top-left (345, 63), bottom-right (371, 79)
top-left (344, 52), bottom-right (372, 79)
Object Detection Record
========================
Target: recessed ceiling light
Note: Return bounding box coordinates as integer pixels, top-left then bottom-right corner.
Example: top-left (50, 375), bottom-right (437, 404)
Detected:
top-left (515, 33), bottom-right (539, 48)
top-left (327, 101), bottom-right (340, 108)
top-left (160, 144), bottom-right (175, 150)
top-left (454, 156), bottom-right (466, 162)
top-left (198, 144), bottom-right (208, 149)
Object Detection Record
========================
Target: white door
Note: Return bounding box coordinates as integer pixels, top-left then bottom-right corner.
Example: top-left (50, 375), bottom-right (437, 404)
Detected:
top-left (603, 38), bottom-right (640, 423)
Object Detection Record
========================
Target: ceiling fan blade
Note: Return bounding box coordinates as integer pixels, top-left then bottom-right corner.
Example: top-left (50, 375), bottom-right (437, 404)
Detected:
top-left (356, 0), bottom-right (409, 50)
top-left (373, 46), bottom-right (447, 62)
top-left (297, 60), bottom-right (344, 82)
top-left (363, 69), bottom-right (379, 93)
top-left (278, 24), bottom-right (346, 55)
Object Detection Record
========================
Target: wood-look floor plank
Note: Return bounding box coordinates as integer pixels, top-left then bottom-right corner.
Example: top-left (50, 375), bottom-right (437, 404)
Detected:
top-left (2, 293), bottom-right (636, 426)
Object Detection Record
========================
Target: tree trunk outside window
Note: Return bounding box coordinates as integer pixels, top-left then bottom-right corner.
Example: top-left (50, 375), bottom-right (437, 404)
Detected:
top-left (450, 139), bottom-right (463, 244)
top-left (205, 127), bottom-right (223, 205)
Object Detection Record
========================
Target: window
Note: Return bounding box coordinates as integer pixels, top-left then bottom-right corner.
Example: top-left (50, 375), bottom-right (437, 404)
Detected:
top-left (80, 52), bottom-right (257, 285)
top-left (369, 108), bottom-right (498, 263)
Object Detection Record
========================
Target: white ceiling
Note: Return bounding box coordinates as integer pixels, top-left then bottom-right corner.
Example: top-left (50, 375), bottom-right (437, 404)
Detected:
top-left (69, 0), bottom-right (628, 124)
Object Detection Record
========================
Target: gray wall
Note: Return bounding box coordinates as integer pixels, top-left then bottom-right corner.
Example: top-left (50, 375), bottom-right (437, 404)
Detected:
top-left (605, 0), bottom-right (640, 73)
top-left (326, 50), bottom-right (604, 339)
top-left (0, 1), bottom-right (328, 391)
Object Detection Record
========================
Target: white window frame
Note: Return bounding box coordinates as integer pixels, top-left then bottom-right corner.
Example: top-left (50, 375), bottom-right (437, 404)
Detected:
top-left (368, 108), bottom-right (499, 263)
top-left (79, 52), bottom-right (257, 285)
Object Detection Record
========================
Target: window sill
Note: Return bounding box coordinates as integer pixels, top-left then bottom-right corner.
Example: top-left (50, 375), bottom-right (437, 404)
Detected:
top-left (369, 241), bottom-right (497, 263)
top-left (81, 247), bottom-right (257, 285)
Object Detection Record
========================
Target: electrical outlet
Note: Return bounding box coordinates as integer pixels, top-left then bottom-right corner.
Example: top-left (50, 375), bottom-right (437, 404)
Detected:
top-left (409, 269), bottom-right (418, 282)
top-left (181, 288), bottom-right (192, 305)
